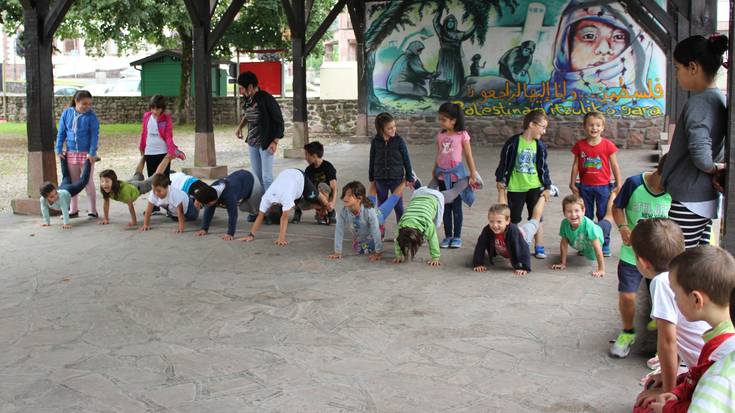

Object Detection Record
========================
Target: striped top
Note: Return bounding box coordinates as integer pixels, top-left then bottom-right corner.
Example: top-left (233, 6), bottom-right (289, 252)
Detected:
top-left (690, 336), bottom-right (735, 412)
top-left (395, 195), bottom-right (440, 260)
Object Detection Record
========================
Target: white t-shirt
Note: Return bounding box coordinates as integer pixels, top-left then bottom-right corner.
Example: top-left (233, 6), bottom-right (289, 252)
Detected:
top-left (148, 186), bottom-right (190, 216)
top-left (259, 169), bottom-right (304, 213)
top-left (144, 115), bottom-right (168, 155)
top-left (650, 271), bottom-right (710, 368)
top-left (169, 172), bottom-right (197, 193)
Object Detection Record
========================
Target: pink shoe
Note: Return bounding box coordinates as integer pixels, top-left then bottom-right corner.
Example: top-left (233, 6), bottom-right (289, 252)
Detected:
top-left (175, 149), bottom-right (186, 161)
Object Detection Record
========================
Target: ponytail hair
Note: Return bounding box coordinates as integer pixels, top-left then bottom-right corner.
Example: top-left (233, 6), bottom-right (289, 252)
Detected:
top-left (674, 34), bottom-right (729, 78)
top-left (70, 89), bottom-right (92, 107)
top-left (438, 102), bottom-right (465, 131)
top-left (341, 181), bottom-right (373, 209)
top-left (396, 227), bottom-right (424, 260)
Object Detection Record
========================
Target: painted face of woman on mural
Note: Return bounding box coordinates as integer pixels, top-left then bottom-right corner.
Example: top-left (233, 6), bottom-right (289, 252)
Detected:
top-left (569, 20), bottom-right (630, 71)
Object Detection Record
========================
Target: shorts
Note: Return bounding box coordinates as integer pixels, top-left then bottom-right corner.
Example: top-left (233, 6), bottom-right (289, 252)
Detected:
top-left (296, 172), bottom-right (319, 209)
top-left (507, 187), bottom-right (543, 224)
top-left (617, 261), bottom-right (643, 293)
top-left (518, 219), bottom-right (540, 246)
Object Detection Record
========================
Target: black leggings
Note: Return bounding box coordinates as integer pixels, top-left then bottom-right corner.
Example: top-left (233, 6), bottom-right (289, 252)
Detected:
top-left (507, 187), bottom-right (543, 224)
top-left (59, 158), bottom-right (92, 198)
top-left (145, 154), bottom-right (171, 177)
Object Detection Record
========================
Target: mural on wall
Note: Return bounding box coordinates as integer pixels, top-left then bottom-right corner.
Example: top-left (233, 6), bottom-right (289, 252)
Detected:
top-left (365, 0), bottom-right (666, 118)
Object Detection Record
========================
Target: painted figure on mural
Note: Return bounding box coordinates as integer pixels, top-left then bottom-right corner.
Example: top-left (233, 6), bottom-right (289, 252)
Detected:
top-left (469, 54), bottom-right (486, 77)
top-left (386, 40), bottom-right (439, 97)
top-left (433, 8), bottom-right (476, 97)
top-left (498, 40), bottom-right (536, 84)
top-left (550, 0), bottom-right (654, 98)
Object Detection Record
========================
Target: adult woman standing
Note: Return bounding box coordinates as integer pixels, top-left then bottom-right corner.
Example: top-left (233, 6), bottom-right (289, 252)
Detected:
top-left (661, 34), bottom-right (729, 249)
top-left (235, 71), bottom-right (285, 221)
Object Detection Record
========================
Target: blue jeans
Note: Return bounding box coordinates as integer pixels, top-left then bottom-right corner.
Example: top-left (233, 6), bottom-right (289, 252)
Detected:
top-left (183, 197), bottom-right (199, 221)
top-left (368, 194), bottom-right (402, 226)
top-left (248, 144), bottom-right (274, 191)
top-left (438, 181), bottom-right (462, 238)
top-left (579, 183), bottom-right (612, 248)
top-left (375, 179), bottom-right (404, 223)
top-left (59, 158), bottom-right (92, 198)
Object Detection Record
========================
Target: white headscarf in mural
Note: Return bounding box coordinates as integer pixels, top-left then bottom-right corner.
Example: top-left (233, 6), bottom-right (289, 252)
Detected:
top-left (550, 0), bottom-right (654, 96)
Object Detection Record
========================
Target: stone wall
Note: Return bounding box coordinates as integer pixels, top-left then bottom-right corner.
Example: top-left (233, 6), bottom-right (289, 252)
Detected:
top-left (0, 96), bottom-right (360, 139)
top-left (1, 96), bottom-right (663, 147)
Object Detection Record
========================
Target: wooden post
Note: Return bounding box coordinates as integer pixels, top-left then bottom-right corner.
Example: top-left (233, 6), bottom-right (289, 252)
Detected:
top-left (285, 0), bottom-right (309, 158)
top-left (12, 0), bottom-right (74, 215)
top-left (347, 0), bottom-right (368, 138)
top-left (723, 0), bottom-right (735, 253)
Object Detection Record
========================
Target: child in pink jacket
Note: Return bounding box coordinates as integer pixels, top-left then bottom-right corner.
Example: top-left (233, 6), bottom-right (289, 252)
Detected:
top-left (139, 94), bottom-right (184, 178)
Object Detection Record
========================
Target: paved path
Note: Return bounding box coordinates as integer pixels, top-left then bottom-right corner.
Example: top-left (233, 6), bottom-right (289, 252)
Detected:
top-left (0, 144), bottom-right (657, 412)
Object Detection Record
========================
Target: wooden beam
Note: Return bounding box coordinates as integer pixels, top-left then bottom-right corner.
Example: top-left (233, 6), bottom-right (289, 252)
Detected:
top-left (639, 0), bottom-right (675, 34)
top-left (208, 0), bottom-right (246, 52)
top-left (346, 0), bottom-right (364, 43)
top-left (280, 0), bottom-right (301, 36)
top-left (620, 0), bottom-right (670, 49)
top-left (183, 0), bottom-right (204, 24)
top-left (724, 0), bottom-right (735, 252)
top-left (305, 0), bottom-right (347, 56)
top-left (43, 0), bottom-right (74, 40)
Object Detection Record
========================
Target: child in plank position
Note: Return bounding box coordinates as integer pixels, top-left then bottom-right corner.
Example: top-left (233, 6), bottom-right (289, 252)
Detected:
top-left (631, 219), bottom-right (709, 411)
top-left (643, 246), bottom-right (735, 413)
top-left (473, 195), bottom-right (547, 276)
top-left (98, 155), bottom-right (174, 227)
top-left (195, 169), bottom-right (264, 240)
top-left (551, 194), bottom-right (612, 277)
top-left (39, 158), bottom-right (92, 229)
top-left (240, 168), bottom-right (328, 246)
top-left (393, 187), bottom-right (445, 267)
top-left (140, 173), bottom-right (201, 233)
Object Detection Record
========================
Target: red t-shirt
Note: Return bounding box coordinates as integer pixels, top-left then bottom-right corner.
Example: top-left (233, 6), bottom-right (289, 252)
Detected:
top-left (494, 232), bottom-right (510, 258)
top-left (571, 138), bottom-right (618, 186)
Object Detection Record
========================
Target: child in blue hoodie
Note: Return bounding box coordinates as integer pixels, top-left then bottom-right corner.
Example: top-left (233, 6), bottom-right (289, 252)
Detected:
top-left (55, 90), bottom-right (100, 219)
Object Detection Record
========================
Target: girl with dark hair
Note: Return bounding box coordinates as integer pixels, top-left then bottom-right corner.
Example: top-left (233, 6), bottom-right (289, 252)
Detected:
top-left (139, 94), bottom-right (183, 179)
top-left (433, 102), bottom-right (478, 249)
top-left (394, 187), bottom-right (445, 267)
top-left (55, 89), bottom-right (100, 218)
top-left (368, 112), bottom-right (417, 227)
top-left (661, 34), bottom-right (729, 249)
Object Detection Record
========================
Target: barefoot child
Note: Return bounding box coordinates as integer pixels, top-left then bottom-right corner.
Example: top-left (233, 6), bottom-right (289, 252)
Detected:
top-left (644, 246), bottom-right (735, 413)
top-left (630, 219), bottom-right (710, 411)
top-left (551, 194), bottom-right (612, 277)
top-left (39, 159), bottom-right (92, 229)
top-left (570, 111), bottom-right (622, 256)
top-left (473, 195), bottom-right (546, 276)
top-left (394, 187), bottom-right (445, 267)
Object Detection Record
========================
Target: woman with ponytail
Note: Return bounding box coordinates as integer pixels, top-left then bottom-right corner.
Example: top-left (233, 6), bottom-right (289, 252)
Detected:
top-left (661, 34), bottom-right (729, 249)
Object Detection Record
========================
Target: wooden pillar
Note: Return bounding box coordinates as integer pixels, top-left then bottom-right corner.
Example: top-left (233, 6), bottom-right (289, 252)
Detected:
top-left (286, 0), bottom-right (308, 158)
top-left (12, 0), bottom-right (73, 215)
top-left (723, 0), bottom-right (735, 253)
top-left (347, 0), bottom-right (368, 138)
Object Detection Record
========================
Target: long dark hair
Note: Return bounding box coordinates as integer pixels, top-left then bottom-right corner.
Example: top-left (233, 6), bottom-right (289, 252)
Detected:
top-left (99, 169), bottom-right (121, 199)
top-left (438, 102), bottom-right (465, 132)
top-left (375, 112), bottom-right (395, 135)
top-left (69, 89), bottom-right (92, 107)
top-left (674, 34), bottom-right (729, 79)
top-left (397, 227), bottom-right (424, 260)
top-left (341, 181), bottom-right (374, 208)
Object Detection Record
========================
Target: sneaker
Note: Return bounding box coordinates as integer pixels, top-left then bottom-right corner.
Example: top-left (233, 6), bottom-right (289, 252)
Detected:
top-left (549, 184), bottom-right (560, 197)
top-left (131, 172), bottom-right (145, 182)
top-left (247, 213), bottom-right (257, 222)
top-left (534, 245), bottom-right (547, 259)
top-left (647, 319), bottom-right (657, 331)
top-left (379, 224), bottom-right (386, 241)
top-left (602, 245), bottom-right (611, 257)
top-left (449, 238), bottom-right (462, 248)
top-left (94, 156), bottom-right (102, 162)
top-left (68, 211), bottom-right (79, 219)
top-left (440, 238), bottom-right (452, 248)
top-left (610, 331), bottom-right (636, 358)
top-left (175, 149), bottom-right (187, 160)
top-left (87, 213), bottom-right (99, 219)
top-left (647, 355), bottom-right (660, 371)
top-left (290, 209), bottom-right (302, 224)
top-left (411, 172), bottom-right (422, 189)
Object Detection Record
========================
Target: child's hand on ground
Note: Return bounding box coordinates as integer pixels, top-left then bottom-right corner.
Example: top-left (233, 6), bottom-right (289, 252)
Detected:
top-left (239, 234), bottom-right (254, 242)
top-left (194, 229), bottom-right (208, 237)
top-left (41, 223), bottom-right (50, 227)
top-left (473, 265), bottom-right (487, 272)
top-left (514, 269), bottom-right (528, 277)
top-left (139, 225), bottom-right (151, 232)
top-left (591, 269), bottom-right (604, 278)
top-left (328, 252), bottom-right (342, 260)
top-left (369, 252), bottom-right (382, 262)
top-left (62, 224), bottom-right (72, 230)
top-left (427, 259), bottom-right (441, 267)
top-left (393, 256), bottom-right (404, 264)
top-left (174, 227), bottom-right (184, 234)
top-left (222, 234), bottom-right (234, 241)
top-left (98, 219), bottom-right (109, 225)
top-left (551, 263), bottom-right (566, 270)
top-left (274, 238), bottom-right (288, 246)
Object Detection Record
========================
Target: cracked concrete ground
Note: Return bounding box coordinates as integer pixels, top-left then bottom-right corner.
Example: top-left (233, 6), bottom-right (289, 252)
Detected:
top-left (0, 143), bottom-right (657, 412)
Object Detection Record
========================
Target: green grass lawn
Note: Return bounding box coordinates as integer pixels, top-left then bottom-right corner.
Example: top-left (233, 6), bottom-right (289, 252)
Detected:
top-left (0, 122), bottom-right (238, 138)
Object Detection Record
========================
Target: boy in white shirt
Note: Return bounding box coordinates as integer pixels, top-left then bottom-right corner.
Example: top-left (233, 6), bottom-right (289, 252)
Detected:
top-left (140, 173), bottom-right (200, 233)
top-left (240, 168), bottom-right (328, 246)
top-left (631, 218), bottom-right (709, 409)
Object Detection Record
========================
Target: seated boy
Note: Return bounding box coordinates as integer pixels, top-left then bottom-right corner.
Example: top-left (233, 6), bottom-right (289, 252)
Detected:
top-left (240, 168), bottom-right (328, 246)
top-left (140, 173), bottom-right (200, 233)
top-left (473, 195), bottom-right (546, 276)
top-left (551, 194), bottom-right (612, 277)
top-left (643, 245), bottom-right (735, 412)
top-left (631, 219), bottom-right (709, 411)
top-left (292, 141), bottom-right (337, 225)
top-left (39, 158), bottom-right (93, 229)
top-left (195, 169), bottom-right (263, 240)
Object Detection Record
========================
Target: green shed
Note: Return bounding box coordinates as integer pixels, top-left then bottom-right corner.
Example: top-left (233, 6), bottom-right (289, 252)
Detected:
top-left (130, 49), bottom-right (230, 97)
